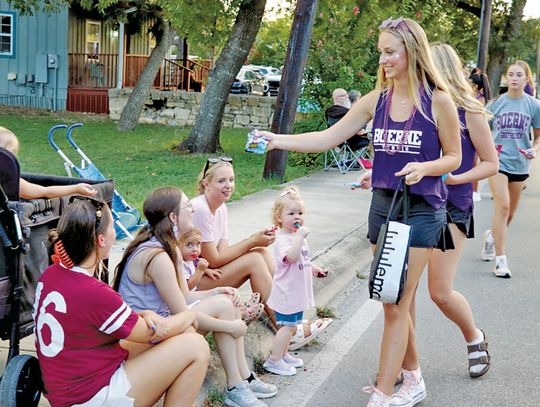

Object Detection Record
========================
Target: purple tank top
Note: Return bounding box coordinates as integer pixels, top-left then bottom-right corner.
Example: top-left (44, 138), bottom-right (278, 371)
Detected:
top-left (446, 108), bottom-right (475, 212)
top-left (371, 89), bottom-right (447, 209)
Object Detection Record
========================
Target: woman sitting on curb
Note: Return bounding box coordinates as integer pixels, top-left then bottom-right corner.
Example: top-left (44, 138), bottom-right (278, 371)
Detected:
top-left (114, 187), bottom-right (277, 407)
top-left (35, 196), bottom-right (209, 407)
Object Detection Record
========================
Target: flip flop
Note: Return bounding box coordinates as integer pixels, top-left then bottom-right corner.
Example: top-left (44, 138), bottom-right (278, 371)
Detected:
top-left (244, 292), bottom-right (261, 309)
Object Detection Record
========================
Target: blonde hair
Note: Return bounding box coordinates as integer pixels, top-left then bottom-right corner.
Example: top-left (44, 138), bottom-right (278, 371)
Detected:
top-left (510, 60), bottom-right (535, 91)
top-left (430, 43), bottom-right (489, 118)
top-left (376, 18), bottom-right (449, 120)
top-left (178, 226), bottom-right (202, 245)
top-left (271, 186), bottom-right (305, 227)
top-left (197, 161), bottom-right (234, 195)
top-left (0, 126), bottom-right (19, 155)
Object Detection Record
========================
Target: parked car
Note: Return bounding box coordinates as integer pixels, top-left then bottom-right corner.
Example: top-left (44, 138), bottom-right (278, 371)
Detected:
top-left (231, 67), bottom-right (269, 96)
top-left (244, 65), bottom-right (281, 96)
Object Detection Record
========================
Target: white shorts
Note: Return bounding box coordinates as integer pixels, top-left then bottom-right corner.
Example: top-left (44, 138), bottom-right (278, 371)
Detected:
top-left (73, 364), bottom-right (134, 407)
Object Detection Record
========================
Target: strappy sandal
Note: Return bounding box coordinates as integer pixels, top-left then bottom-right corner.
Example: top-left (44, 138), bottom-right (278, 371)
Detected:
top-left (244, 292), bottom-right (261, 309)
top-left (468, 330), bottom-right (490, 378)
top-left (243, 303), bottom-right (264, 325)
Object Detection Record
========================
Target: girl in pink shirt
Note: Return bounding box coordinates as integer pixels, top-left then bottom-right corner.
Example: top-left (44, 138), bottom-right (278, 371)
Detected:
top-left (264, 187), bottom-right (331, 376)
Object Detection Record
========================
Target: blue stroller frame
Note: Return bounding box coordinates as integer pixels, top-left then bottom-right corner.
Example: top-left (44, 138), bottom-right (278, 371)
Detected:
top-left (47, 123), bottom-right (144, 240)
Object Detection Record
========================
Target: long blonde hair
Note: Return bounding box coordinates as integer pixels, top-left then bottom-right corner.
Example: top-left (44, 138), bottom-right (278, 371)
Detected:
top-left (430, 43), bottom-right (489, 118)
top-left (376, 18), bottom-right (449, 120)
top-left (511, 60), bottom-right (535, 93)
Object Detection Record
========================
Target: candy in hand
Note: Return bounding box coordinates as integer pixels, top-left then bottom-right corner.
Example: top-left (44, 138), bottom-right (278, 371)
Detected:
top-left (245, 129), bottom-right (269, 154)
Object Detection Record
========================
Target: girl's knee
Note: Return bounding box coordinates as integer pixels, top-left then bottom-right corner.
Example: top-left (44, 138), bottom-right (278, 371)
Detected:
top-left (429, 289), bottom-right (451, 308)
top-left (187, 333), bottom-right (211, 362)
top-left (383, 303), bottom-right (409, 322)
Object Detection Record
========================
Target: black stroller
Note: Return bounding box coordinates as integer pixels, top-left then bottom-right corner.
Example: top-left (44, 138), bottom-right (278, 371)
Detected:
top-left (0, 147), bottom-right (114, 406)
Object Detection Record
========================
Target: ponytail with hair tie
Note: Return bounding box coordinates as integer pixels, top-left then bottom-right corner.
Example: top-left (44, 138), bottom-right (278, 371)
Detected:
top-left (51, 239), bottom-right (75, 269)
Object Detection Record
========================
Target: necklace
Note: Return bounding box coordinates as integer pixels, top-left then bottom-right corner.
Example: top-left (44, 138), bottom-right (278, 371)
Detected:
top-left (381, 87), bottom-right (418, 155)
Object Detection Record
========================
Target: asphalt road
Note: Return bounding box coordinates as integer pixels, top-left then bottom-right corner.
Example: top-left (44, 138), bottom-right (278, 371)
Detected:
top-left (266, 175), bottom-right (540, 407)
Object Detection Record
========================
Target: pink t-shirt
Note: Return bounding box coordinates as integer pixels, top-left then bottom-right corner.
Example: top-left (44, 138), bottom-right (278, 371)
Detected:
top-left (191, 194), bottom-right (229, 243)
top-left (267, 230), bottom-right (315, 314)
top-left (34, 264), bottom-right (138, 407)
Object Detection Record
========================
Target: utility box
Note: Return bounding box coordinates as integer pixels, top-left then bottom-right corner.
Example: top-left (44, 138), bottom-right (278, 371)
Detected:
top-left (35, 53), bottom-right (48, 83)
top-left (47, 54), bottom-right (59, 69)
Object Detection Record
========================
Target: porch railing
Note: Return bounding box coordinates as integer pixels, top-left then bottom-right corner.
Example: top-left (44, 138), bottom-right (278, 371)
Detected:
top-left (68, 53), bottom-right (211, 91)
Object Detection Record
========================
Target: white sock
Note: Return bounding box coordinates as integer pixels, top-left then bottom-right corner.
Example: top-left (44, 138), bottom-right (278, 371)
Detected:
top-left (467, 329), bottom-right (488, 375)
top-left (486, 230), bottom-right (494, 243)
top-left (495, 255), bottom-right (507, 266)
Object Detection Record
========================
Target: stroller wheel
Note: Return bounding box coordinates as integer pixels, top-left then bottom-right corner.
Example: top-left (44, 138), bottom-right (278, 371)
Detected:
top-left (0, 354), bottom-right (42, 407)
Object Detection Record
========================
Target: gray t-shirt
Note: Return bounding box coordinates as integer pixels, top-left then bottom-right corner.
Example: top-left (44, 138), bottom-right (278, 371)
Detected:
top-left (488, 93), bottom-right (540, 174)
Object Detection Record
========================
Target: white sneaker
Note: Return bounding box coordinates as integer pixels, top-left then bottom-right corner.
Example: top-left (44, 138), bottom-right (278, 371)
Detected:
top-left (481, 230), bottom-right (495, 261)
top-left (263, 358), bottom-right (296, 376)
top-left (493, 260), bottom-right (512, 278)
top-left (247, 372), bottom-right (277, 399)
top-left (390, 368), bottom-right (426, 407)
top-left (473, 191), bottom-right (482, 202)
top-left (364, 385), bottom-right (391, 407)
top-left (283, 353), bottom-right (304, 368)
top-left (224, 380), bottom-right (267, 407)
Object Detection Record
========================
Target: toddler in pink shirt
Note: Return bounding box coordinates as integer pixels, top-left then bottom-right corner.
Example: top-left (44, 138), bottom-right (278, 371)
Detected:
top-left (264, 186), bottom-right (322, 376)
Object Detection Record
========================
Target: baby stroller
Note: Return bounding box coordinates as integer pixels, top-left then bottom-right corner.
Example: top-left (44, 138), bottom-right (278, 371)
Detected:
top-left (48, 123), bottom-right (144, 240)
top-left (0, 147), bottom-right (114, 406)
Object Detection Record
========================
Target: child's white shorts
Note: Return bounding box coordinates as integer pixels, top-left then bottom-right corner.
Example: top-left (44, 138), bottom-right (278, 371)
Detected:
top-left (73, 363), bottom-right (134, 407)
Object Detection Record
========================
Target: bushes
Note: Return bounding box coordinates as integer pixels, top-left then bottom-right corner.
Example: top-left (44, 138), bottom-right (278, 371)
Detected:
top-left (287, 113), bottom-right (326, 168)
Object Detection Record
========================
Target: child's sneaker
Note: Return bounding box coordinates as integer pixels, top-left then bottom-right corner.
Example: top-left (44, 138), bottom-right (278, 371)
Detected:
top-left (481, 230), bottom-right (495, 261)
top-left (263, 358), bottom-right (296, 376)
top-left (389, 368), bottom-right (426, 407)
top-left (247, 372), bottom-right (277, 399)
top-left (283, 353), bottom-right (304, 368)
top-left (224, 380), bottom-right (267, 407)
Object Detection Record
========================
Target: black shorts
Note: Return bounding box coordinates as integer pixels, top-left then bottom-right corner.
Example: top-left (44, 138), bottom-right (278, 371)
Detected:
top-left (499, 170), bottom-right (529, 183)
top-left (368, 189), bottom-right (453, 250)
top-left (446, 201), bottom-right (474, 239)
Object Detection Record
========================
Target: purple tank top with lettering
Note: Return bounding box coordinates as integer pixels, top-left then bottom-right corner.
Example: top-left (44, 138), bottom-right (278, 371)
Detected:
top-left (446, 108), bottom-right (475, 212)
top-left (371, 89), bottom-right (447, 209)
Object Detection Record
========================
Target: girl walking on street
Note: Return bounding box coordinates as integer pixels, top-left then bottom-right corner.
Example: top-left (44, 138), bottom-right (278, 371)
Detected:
top-left (481, 60), bottom-right (540, 278)
top-left (410, 43), bottom-right (498, 379)
top-left (260, 16), bottom-right (461, 407)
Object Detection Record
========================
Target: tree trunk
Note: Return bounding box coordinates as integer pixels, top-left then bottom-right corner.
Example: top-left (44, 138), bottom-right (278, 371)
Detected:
top-left (476, 0), bottom-right (492, 72)
top-left (179, 0), bottom-right (267, 153)
top-left (486, 0), bottom-right (526, 97)
top-left (118, 18), bottom-right (176, 131)
top-left (263, 0), bottom-right (318, 181)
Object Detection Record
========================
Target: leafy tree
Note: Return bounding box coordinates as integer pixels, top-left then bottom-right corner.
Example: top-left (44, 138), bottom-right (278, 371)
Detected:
top-left (179, 0), bottom-right (267, 153)
top-left (249, 16), bottom-right (292, 67)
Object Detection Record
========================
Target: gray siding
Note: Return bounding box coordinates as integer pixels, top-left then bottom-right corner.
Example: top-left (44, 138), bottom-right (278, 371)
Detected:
top-left (0, 2), bottom-right (68, 110)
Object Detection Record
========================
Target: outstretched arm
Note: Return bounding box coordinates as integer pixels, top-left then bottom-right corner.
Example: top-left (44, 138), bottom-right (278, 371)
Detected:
top-left (260, 90), bottom-right (379, 153)
top-left (19, 179), bottom-right (97, 199)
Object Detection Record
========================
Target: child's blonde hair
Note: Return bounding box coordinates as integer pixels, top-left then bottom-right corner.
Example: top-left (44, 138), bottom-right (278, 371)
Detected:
top-left (0, 126), bottom-right (19, 155)
top-left (178, 226), bottom-right (202, 246)
top-left (196, 161), bottom-right (234, 195)
top-left (271, 186), bottom-right (305, 227)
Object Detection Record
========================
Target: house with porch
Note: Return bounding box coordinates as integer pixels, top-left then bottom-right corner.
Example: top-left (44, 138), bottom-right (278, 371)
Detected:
top-left (0, 1), bottom-right (210, 114)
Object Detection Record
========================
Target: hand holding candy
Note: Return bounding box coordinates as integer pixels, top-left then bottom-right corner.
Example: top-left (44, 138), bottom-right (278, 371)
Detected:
top-left (345, 181), bottom-right (366, 190)
top-left (518, 148), bottom-right (535, 159)
top-left (245, 129), bottom-right (270, 154)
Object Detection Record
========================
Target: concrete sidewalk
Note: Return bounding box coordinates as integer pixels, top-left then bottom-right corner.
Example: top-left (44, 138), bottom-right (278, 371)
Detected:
top-left (0, 167), bottom-right (375, 406)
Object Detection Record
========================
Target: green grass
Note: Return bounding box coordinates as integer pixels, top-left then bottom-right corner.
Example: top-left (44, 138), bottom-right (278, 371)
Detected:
top-left (1, 109), bottom-right (317, 211)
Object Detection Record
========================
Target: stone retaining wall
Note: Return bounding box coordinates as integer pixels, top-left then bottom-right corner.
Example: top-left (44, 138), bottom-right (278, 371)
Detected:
top-left (108, 89), bottom-right (275, 128)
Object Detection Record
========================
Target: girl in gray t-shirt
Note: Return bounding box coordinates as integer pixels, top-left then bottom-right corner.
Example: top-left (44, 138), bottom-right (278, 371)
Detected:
top-left (482, 60), bottom-right (540, 278)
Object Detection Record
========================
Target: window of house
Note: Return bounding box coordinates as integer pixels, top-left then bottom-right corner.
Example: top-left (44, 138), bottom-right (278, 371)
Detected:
top-left (86, 20), bottom-right (101, 58)
top-left (0, 12), bottom-right (15, 58)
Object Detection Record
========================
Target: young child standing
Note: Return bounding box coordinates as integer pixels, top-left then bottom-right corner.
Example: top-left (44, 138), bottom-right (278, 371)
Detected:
top-left (264, 186), bottom-right (325, 376)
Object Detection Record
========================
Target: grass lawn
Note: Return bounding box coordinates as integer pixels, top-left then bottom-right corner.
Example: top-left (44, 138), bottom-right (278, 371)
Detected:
top-left (0, 109), bottom-right (318, 211)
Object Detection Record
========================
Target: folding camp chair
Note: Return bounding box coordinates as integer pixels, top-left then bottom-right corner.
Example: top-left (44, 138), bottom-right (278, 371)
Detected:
top-left (324, 133), bottom-right (372, 174)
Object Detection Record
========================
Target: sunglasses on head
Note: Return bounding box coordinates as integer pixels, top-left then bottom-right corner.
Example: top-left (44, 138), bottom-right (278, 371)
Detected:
top-left (202, 156), bottom-right (233, 177)
top-left (379, 16), bottom-right (408, 30)
top-left (68, 195), bottom-right (104, 228)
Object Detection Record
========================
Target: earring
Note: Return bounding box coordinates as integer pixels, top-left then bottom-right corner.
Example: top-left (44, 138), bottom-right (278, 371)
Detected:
top-left (173, 224), bottom-right (180, 239)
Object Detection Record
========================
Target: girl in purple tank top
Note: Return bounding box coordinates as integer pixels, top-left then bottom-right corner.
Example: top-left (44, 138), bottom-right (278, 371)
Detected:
top-left (410, 43), bottom-right (498, 380)
top-left (259, 17), bottom-right (461, 407)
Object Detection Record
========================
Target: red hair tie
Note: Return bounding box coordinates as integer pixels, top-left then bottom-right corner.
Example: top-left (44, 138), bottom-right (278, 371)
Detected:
top-left (53, 240), bottom-right (74, 269)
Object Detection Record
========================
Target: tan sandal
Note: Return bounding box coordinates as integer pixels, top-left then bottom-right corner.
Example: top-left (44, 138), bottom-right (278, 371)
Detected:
top-left (468, 330), bottom-right (490, 378)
